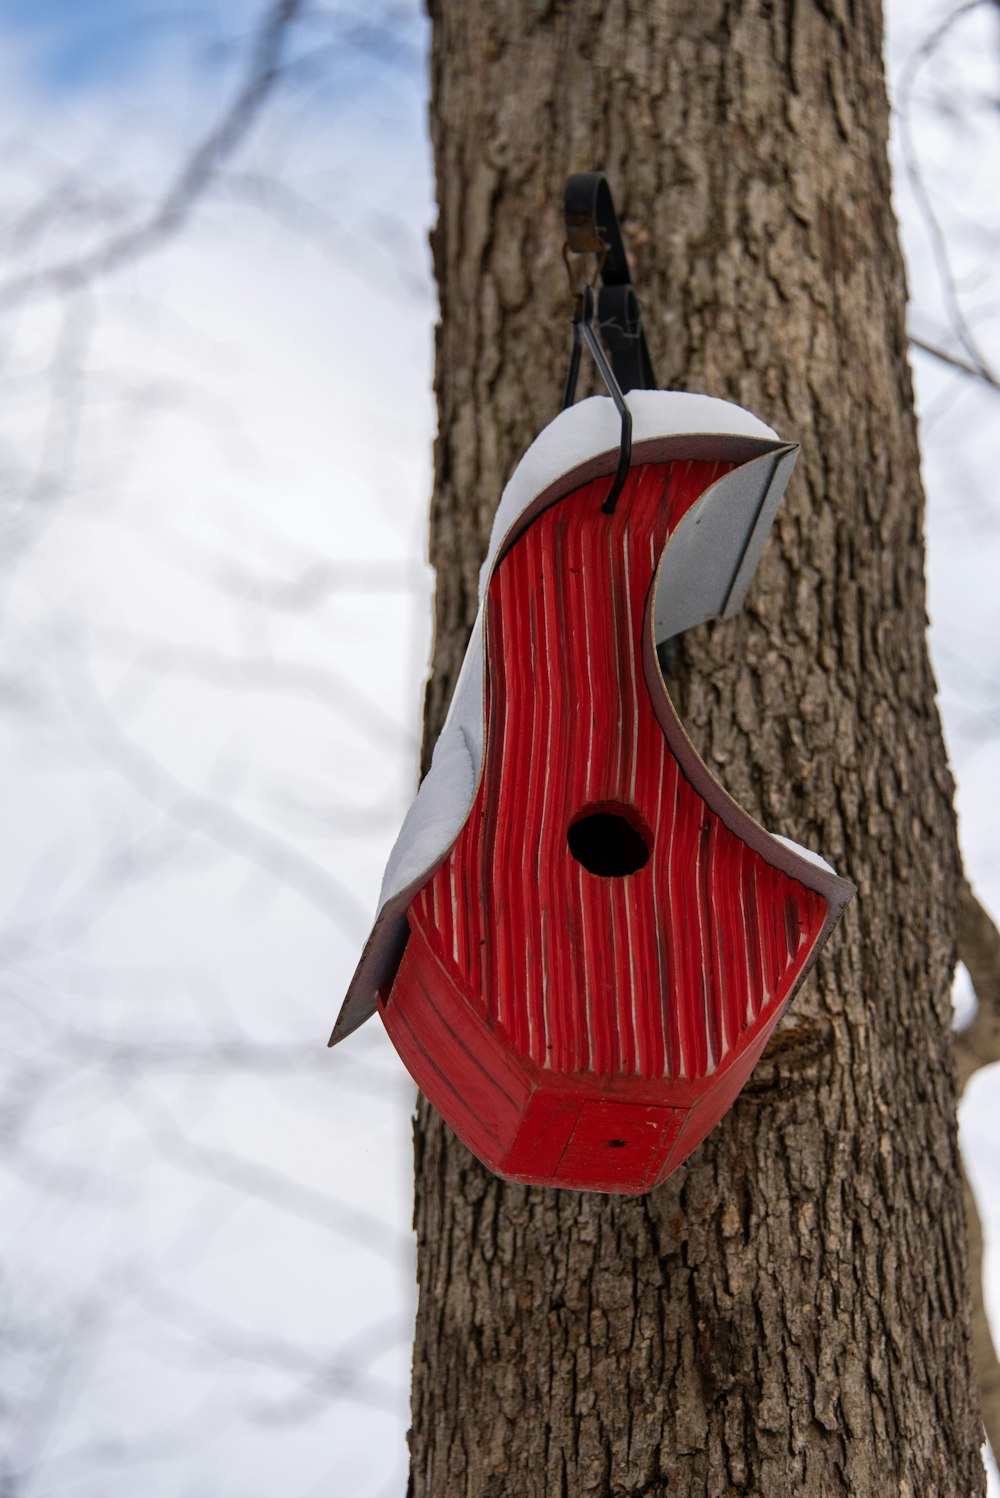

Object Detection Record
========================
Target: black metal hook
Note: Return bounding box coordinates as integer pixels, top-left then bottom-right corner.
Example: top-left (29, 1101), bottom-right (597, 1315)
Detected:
top-left (563, 172), bottom-right (657, 395)
top-left (560, 173), bottom-right (656, 515)
top-left (566, 287), bottom-right (633, 516)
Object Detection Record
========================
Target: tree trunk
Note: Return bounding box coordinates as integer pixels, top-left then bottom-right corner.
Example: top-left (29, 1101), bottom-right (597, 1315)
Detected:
top-left (411, 2), bottom-right (985, 1494)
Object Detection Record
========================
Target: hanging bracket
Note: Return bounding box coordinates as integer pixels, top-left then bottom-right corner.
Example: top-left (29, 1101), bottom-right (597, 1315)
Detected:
top-left (562, 172), bottom-right (657, 398)
top-left (561, 173), bottom-right (657, 514)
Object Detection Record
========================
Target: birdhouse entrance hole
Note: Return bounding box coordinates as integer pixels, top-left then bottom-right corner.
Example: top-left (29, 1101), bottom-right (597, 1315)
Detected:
top-left (567, 803), bottom-right (651, 878)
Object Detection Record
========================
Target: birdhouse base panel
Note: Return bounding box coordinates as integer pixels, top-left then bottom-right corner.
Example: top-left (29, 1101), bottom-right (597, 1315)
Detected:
top-left (379, 918), bottom-right (788, 1195)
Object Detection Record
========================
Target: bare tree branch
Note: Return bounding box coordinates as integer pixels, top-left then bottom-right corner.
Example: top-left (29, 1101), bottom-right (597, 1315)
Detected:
top-left (910, 334), bottom-right (1000, 392)
top-left (0, 0), bottom-right (306, 306)
top-left (897, 0), bottom-right (1000, 391)
top-left (61, 648), bottom-right (372, 942)
top-left (132, 1278), bottom-right (405, 1414)
top-left (954, 875), bottom-right (1000, 1464)
top-left (955, 877), bottom-right (1000, 1091)
top-left (963, 1163), bottom-right (1000, 1467)
top-left (120, 1084), bottom-right (409, 1266)
top-left (0, 294), bottom-right (93, 598)
top-left (221, 169), bottom-right (430, 302)
top-left (94, 631), bottom-right (417, 756)
top-left (170, 541), bottom-right (429, 609)
top-left (0, 1295), bottom-right (108, 1495)
top-left (56, 1027), bottom-right (400, 1092)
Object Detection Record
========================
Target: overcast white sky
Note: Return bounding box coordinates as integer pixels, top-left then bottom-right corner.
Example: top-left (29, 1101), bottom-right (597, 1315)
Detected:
top-left (0, 2), bottom-right (997, 1494)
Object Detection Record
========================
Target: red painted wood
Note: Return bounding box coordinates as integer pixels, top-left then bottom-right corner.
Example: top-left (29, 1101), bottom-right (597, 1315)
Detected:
top-left (380, 458), bottom-right (831, 1193)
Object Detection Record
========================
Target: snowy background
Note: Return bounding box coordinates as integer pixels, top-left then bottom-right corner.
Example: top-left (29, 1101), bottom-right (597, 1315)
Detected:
top-left (0, 2), bottom-right (996, 1494)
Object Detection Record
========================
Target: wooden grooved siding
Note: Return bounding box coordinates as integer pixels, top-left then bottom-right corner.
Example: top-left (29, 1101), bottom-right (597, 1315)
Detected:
top-left (408, 459), bottom-right (827, 1083)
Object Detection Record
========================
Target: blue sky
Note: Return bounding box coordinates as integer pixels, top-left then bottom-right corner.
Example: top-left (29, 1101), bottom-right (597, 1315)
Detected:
top-left (1, 0), bottom-right (428, 111)
top-left (2, 0), bottom-right (191, 90)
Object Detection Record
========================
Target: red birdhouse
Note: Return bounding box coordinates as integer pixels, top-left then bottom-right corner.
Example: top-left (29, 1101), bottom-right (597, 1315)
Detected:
top-left (331, 390), bottom-right (854, 1193)
top-left (330, 178), bottom-right (854, 1194)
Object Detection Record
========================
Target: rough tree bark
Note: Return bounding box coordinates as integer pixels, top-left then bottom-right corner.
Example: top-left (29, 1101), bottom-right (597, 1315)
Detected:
top-left (410, 2), bottom-right (985, 1494)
